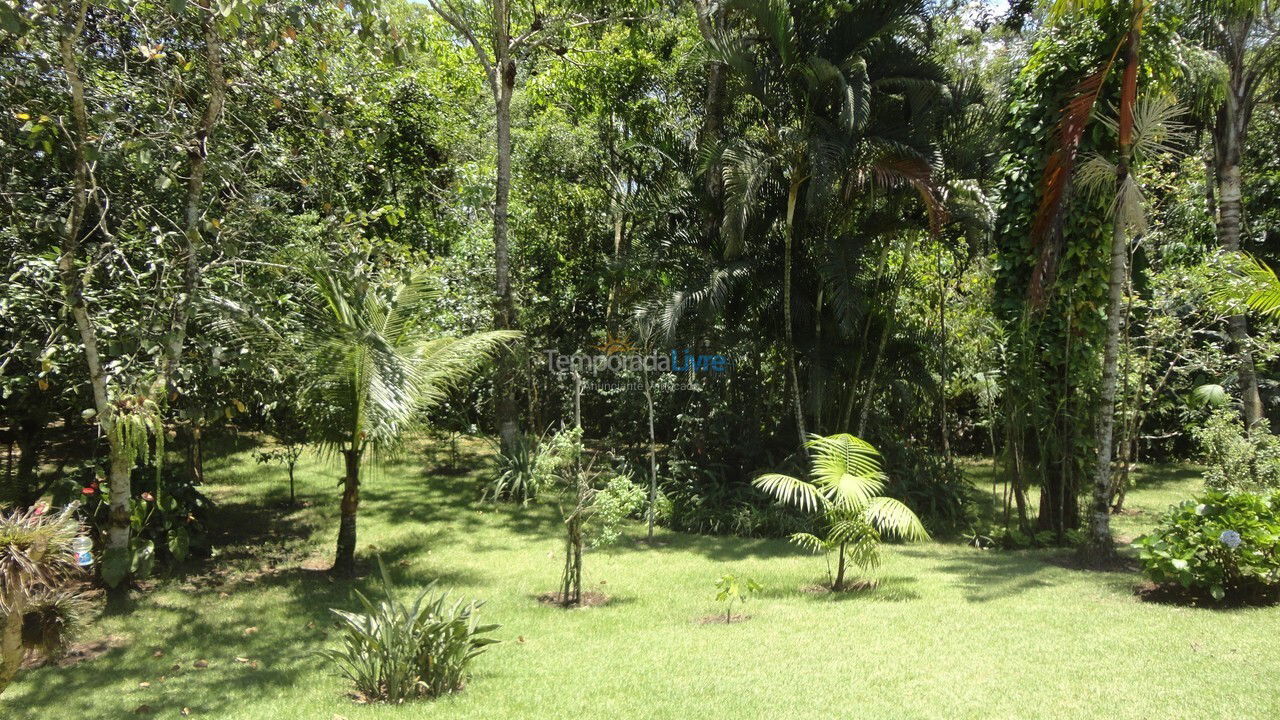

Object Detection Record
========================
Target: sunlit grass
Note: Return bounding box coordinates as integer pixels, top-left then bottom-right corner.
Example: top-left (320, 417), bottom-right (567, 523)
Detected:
top-left (5, 441), bottom-right (1276, 719)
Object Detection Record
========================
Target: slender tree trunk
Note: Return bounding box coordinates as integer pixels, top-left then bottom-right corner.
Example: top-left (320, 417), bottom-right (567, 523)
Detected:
top-left (784, 179), bottom-right (808, 452)
top-left (834, 542), bottom-right (847, 591)
top-left (1213, 36), bottom-right (1264, 427)
top-left (53, 0), bottom-right (136, 589)
top-left (0, 539), bottom-right (45, 694)
top-left (159, 0), bottom-right (224, 401)
top-left (492, 1), bottom-right (522, 455)
top-left (0, 601), bottom-right (24, 695)
top-left (936, 246), bottom-right (952, 466)
top-left (643, 362), bottom-right (658, 539)
top-left (1089, 22), bottom-right (1142, 557)
top-left (332, 448), bottom-right (362, 577)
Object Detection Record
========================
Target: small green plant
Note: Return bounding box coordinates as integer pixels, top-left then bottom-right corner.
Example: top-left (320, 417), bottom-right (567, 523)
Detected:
top-left (1134, 490), bottom-right (1280, 603)
top-left (321, 560), bottom-right (499, 703)
top-left (531, 427), bottom-right (645, 605)
top-left (486, 432), bottom-right (543, 504)
top-left (0, 505), bottom-right (90, 696)
top-left (255, 444), bottom-right (305, 504)
top-left (754, 434), bottom-right (929, 591)
top-left (713, 573), bottom-right (761, 624)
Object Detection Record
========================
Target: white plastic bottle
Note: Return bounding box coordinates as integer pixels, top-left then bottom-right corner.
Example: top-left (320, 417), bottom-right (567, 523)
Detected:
top-left (71, 536), bottom-right (93, 567)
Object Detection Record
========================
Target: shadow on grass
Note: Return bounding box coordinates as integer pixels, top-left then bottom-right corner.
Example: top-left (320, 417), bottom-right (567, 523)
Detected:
top-left (900, 548), bottom-right (1063, 602)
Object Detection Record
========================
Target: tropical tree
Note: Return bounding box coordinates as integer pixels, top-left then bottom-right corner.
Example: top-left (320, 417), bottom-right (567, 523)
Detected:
top-left (706, 0), bottom-right (945, 451)
top-left (295, 265), bottom-right (518, 577)
top-left (1183, 0), bottom-right (1280, 426)
top-left (753, 433), bottom-right (928, 591)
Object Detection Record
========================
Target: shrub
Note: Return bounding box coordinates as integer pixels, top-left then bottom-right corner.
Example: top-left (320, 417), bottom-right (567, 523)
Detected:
top-left (322, 561), bottom-right (499, 703)
top-left (1193, 408), bottom-right (1280, 492)
top-left (486, 432), bottom-right (542, 504)
top-left (1134, 490), bottom-right (1280, 602)
top-left (1, 504), bottom-right (91, 696)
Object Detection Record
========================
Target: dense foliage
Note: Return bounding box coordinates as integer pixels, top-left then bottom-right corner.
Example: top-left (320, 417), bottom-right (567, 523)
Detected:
top-left (1135, 490), bottom-right (1280, 602)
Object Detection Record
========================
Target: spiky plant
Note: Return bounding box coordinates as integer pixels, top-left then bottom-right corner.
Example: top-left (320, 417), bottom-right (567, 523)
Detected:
top-left (321, 559), bottom-right (499, 703)
top-left (753, 434), bottom-right (928, 590)
top-left (0, 505), bottom-right (88, 696)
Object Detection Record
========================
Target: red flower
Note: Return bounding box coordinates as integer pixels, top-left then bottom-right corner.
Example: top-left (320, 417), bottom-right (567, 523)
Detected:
top-left (82, 486), bottom-right (95, 495)
top-left (141, 492), bottom-right (155, 502)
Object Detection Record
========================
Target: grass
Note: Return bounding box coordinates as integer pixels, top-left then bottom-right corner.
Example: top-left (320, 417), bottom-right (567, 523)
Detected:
top-left (5, 440), bottom-right (1278, 719)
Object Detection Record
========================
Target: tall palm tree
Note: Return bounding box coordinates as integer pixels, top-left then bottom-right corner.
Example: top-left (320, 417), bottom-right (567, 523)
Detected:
top-left (1024, 0), bottom-right (1156, 555)
top-left (754, 433), bottom-right (928, 590)
top-left (1182, 0), bottom-right (1280, 426)
top-left (297, 266), bottom-right (518, 577)
top-left (707, 0), bottom-right (944, 452)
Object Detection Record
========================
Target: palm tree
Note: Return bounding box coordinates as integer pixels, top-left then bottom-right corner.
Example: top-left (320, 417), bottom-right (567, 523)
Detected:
top-left (707, 0), bottom-right (944, 452)
top-left (753, 433), bottom-right (928, 590)
top-left (1182, 0), bottom-right (1280, 426)
top-left (297, 266), bottom-right (519, 577)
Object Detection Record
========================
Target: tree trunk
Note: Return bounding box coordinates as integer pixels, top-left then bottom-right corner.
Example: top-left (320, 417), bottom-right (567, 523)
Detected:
top-left (1089, 22), bottom-right (1141, 557)
top-left (0, 537), bottom-right (44, 695)
top-left (492, 0), bottom-right (522, 455)
top-left (643, 362), bottom-right (658, 539)
top-left (332, 448), bottom-right (362, 577)
top-left (54, 0), bottom-right (132, 581)
top-left (937, 246), bottom-right (952, 466)
top-left (158, 0), bottom-right (224, 401)
top-left (784, 179), bottom-right (808, 452)
top-left (0, 602), bottom-right (24, 696)
top-left (1213, 47), bottom-right (1264, 427)
top-left (834, 542), bottom-right (847, 591)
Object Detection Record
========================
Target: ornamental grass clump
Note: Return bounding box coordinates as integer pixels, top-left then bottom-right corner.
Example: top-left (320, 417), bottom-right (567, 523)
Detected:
top-left (0, 505), bottom-right (90, 696)
top-left (322, 560), bottom-right (499, 703)
top-left (1134, 490), bottom-right (1280, 603)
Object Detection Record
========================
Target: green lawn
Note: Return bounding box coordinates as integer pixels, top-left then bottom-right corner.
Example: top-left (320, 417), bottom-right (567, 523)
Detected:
top-left (6, 441), bottom-right (1277, 720)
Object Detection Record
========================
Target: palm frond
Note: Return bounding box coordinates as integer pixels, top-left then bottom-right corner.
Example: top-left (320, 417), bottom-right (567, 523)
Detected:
top-left (752, 473), bottom-right (825, 513)
top-left (863, 496), bottom-right (930, 541)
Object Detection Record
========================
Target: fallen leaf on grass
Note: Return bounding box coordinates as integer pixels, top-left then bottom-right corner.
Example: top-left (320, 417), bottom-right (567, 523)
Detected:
top-left (242, 626), bottom-right (258, 636)
top-left (193, 660), bottom-right (209, 669)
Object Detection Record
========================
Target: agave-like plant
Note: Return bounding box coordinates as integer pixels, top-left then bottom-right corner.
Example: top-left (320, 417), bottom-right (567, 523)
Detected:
top-left (753, 434), bottom-right (928, 590)
top-left (0, 505), bottom-right (89, 696)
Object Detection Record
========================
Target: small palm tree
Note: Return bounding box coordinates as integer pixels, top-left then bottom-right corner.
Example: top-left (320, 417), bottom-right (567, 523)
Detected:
top-left (753, 434), bottom-right (928, 590)
top-left (296, 265), bottom-right (518, 576)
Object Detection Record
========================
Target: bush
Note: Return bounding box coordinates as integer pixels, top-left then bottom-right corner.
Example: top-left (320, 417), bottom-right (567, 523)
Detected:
top-left (322, 561), bottom-right (499, 703)
top-left (1134, 491), bottom-right (1280, 603)
top-left (1, 504), bottom-right (91, 696)
top-left (1193, 408), bottom-right (1280, 492)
